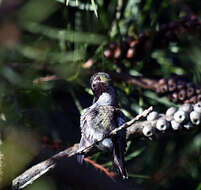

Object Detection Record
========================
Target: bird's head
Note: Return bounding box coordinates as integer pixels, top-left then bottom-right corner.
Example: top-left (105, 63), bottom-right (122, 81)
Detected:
top-left (90, 72), bottom-right (113, 98)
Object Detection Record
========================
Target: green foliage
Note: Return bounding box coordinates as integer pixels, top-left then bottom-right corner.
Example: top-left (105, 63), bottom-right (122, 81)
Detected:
top-left (0, 0), bottom-right (201, 189)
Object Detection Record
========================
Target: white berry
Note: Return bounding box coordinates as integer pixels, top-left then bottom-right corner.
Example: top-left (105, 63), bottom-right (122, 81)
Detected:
top-left (171, 120), bottom-right (180, 130)
top-left (166, 107), bottom-right (177, 117)
top-left (174, 110), bottom-right (186, 123)
top-left (142, 124), bottom-right (153, 137)
top-left (147, 111), bottom-right (159, 121)
top-left (179, 104), bottom-right (192, 113)
top-left (194, 102), bottom-right (201, 113)
top-left (156, 119), bottom-right (168, 131)
top-left (190, 111), bottom-right (201, 125)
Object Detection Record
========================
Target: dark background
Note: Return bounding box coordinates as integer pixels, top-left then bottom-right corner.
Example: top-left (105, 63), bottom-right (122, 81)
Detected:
top-left (0, 0), bottom-right (201, 189)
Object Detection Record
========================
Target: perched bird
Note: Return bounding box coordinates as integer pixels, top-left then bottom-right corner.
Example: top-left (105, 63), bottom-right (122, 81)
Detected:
top-left (77, 72), bottom-right (128, 179)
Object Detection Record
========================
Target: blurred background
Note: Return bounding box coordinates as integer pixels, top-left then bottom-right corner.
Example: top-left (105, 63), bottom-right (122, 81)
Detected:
top-left (0, 0), bottom-right (201, 189)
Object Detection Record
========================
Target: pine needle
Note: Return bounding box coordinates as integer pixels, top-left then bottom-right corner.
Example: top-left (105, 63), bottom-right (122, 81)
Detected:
top-left (91, 0), bottom-right (98, 17)
top-left (66, 0), bottom-right (69, 6)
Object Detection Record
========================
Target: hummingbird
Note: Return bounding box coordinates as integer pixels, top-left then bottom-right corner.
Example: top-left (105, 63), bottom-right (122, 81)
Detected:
top-left (77, 72), bottom-right (128, 179)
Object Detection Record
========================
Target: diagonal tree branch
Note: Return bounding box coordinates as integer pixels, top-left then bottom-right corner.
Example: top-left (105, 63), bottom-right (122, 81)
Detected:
top-left (12, 98), bottom-right (201, 190)
top-left (12, 106), bottom-right (153, 190)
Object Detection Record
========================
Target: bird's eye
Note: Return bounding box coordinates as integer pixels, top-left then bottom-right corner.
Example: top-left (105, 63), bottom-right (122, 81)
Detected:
top-left (96, 76), bottom-right (101, 81)
top-left (92, 83), bottom-right (96, 89)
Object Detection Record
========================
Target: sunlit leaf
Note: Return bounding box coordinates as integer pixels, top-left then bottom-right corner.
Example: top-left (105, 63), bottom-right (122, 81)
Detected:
top-left (16, 45), bottom-right (85, 63)
top-left (125, 148), bottom-right (145, 161)
top-left (91, 0), bottom-right (98, 17)
top-left (128, 173), bottom-right (150, 179)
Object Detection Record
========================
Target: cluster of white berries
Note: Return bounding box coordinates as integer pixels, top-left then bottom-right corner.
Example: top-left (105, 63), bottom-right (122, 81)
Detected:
top-left (142, 102), bottom-right (201, 137)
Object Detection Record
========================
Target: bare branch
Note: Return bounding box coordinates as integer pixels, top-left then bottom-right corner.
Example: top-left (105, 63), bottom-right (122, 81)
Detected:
top-left (12, 106), bottom-right (152, 190)
top-left (111, 72), bottom-right (157, 90)
top-left (12, 99), bottom-right (201, 190)
top-left (12, 144), bottom-right (79, 190)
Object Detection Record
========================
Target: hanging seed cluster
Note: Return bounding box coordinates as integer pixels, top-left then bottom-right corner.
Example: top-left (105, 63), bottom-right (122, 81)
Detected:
top-left (142, 102), bottom-right (201, 137)
top-left (155, 75), bottom-right (201, 104)
top-left (104, 15), bottom-right (201, 63)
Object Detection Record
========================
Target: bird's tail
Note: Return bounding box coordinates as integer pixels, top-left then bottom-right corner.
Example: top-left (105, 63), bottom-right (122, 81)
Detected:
top-left (77, 137), bottom-right (85, 164)
top-left (113, 142), bottom-right (128, 179)
top-left (77, 154), bottom-right (84, 164)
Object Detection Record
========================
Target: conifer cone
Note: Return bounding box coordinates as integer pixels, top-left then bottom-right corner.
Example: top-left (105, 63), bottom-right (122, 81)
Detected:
top-left (155, 75), bottom-right (201, 104)
top-left (104, 15), bottom-right (201, 63)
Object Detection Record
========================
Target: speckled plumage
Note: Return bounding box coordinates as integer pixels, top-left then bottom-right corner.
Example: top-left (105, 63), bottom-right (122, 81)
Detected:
top-left (78, 72), bottom-right (128, 179)
top-left (80, 105), bottom-right (124, 149)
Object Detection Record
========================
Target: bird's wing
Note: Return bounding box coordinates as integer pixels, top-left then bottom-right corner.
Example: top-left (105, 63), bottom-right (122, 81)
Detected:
top-left (77, 107), bottom-right (92, 164)
top-left (94, 105), bottom-right (116, 132)
top-left (80, 108), bottom-right (90, 131)
top-left (78, 106), bottom-right (110, 163)
top-left (80, 105), bottom-right (115, 144)
top-left (80, 106), bottom-right (101, 145)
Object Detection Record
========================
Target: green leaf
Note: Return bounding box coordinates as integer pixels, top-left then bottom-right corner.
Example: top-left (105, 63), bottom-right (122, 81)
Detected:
top-left (16, 45), bottom-right (85, 63)
top-left (19, 0), bottom-right (58, 23)
top-left (22, 22), bottom-right (106, 44)
top-left (125, 148), bottom-right (145, 161)
top-left (128, 173), bottom-right (150, 179)
top-left (197, 183), bottom-right (201, 190)
top-left (91, 0), bottom-right (98, 17)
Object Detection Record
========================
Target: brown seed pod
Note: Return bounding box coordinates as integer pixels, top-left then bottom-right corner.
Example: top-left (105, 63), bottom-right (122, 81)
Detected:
top-left (168, 78), bottom-right (176, 92)
top-left (177, 80), bottom-right (186, 90)
top-left (129, 40), bottom-right (139, 48)
top-left (186, 86), bottom-right (195, 98)
top-left (178, 89), bottom-right (186, 101)
top-left (197, 94), bottom-right (201, 102)
top-left (104, 15), bottom-right (201, 63)
top-left (114, 45), bottom-right (121, 59)
top-left (159, 83), bottom-right (168, 94)
top-left (168, 92), bottom-right (179, 103)
top-left (126, 48), bottom-right (135, 59)
top-left (104, 49), bottom-right (113, 58)
top-left (196, 88), bottom-right (201, 94)
top-left (158, 78), bottom-right (167, 85)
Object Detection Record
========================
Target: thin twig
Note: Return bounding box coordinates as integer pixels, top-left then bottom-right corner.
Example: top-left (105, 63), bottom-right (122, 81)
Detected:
top-left (111, 106), bottom-right (153, 135)
top-left (110, 72), bottom-right (157, 90)
top-left (84, 157), bottom-right (116, 179)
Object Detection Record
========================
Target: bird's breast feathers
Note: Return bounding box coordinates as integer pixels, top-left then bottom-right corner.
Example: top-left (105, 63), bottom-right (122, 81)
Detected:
top-left (80, 105), bottom-right (125, 147)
